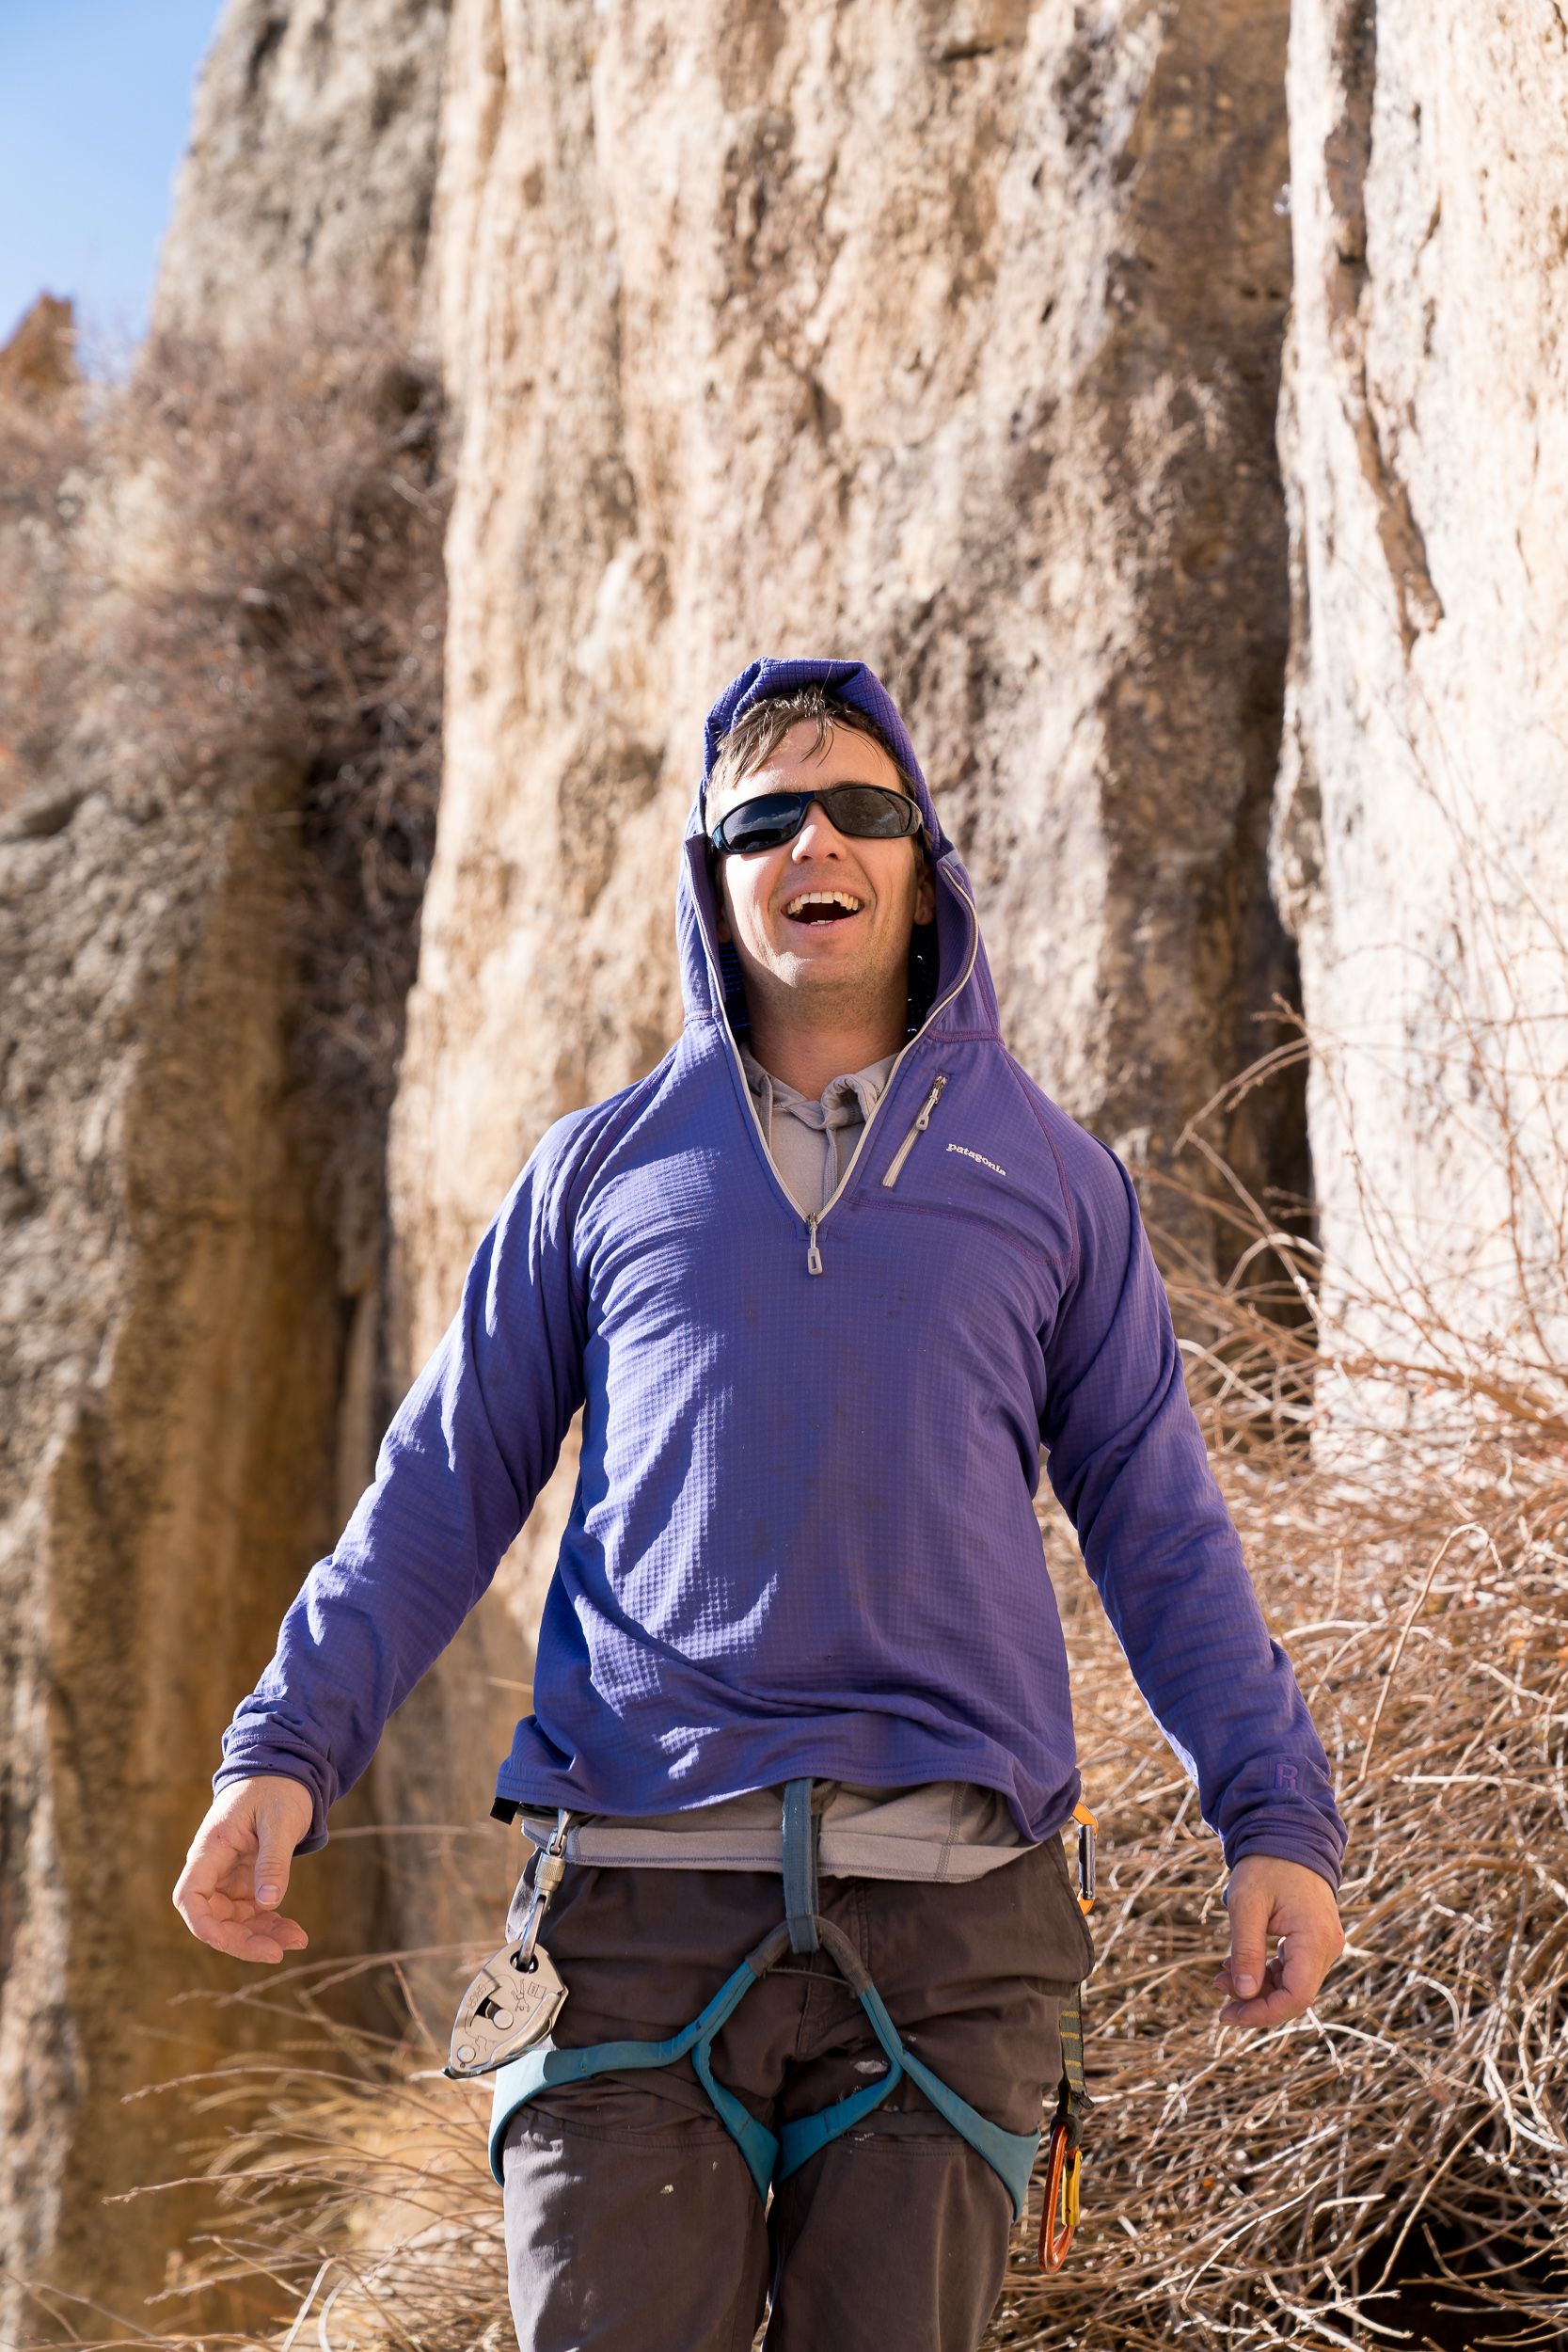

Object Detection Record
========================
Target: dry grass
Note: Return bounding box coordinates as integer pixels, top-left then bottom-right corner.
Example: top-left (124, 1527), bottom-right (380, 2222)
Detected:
top-left (989, 1387), bottom-right (1568, 2347)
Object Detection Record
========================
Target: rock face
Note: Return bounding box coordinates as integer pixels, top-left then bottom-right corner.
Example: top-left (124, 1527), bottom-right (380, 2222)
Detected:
top-left (375, 0), bottom-right (1306, 1968)
top-left (0, 755), bottom-right (380, 2333)
top-left (0, 1), bottom-right (449, 2332)
top-left (153, 0), bottom-right (451, 344)
top-left (1276, 1), bottom-right (1568, 1390)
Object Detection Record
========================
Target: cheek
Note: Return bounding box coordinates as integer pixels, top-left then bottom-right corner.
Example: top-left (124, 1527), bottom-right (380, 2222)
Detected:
top-left (722, 860), bottom-right (773, 942)
top-left (869, 843), bottom-right (922, 915)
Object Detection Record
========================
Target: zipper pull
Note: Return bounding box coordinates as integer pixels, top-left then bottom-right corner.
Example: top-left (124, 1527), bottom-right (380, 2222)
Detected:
top-left (806, 1216), bottom-right (823, 1276)
top-left (881, 1074), bottom-right (948, 1189)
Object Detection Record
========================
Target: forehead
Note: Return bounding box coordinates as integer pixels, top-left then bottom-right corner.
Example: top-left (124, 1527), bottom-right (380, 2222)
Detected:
top-left (705, 718), bottom-right (906, 821)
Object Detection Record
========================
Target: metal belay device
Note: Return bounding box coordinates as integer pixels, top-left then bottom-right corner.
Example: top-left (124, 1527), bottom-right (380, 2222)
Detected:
top-left (445, 1811), bottom-right (573, 2075)
top-left (450, 1781), bottom-right (1096, 2266)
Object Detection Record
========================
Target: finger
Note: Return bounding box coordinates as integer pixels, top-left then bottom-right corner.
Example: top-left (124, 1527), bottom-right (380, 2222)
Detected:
top-left (1217, 1940), bottom-right (1326, 2028)
top-left (182, 1899), bottom-right (310, 1963)
top-left (173, 1816), bottom-right (257, 1915)
top-left (1212, 1939), bottom-right (1284, 1989)
top-left (183, 1882), bottom-right (310, 1941)
top-left (174, 1862), bottom-right (309, 1959)
top-left (252, 1814), bottom-right (299, 1911)
top-left (1217, 1980), bottom-right (1304, 2028)
top-left (1222, 1880), bottom-right (1275, 2003)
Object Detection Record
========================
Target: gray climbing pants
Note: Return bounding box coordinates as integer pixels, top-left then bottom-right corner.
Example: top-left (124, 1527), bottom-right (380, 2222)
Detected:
top-left (500, 1835), bottom-right (1095, 2351)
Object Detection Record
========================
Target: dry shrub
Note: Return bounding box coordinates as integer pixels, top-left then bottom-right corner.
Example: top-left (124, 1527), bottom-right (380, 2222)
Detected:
top-left (986, 977), bottom-right (1566, 2346)
top-left (988, 1347), bottom-right (1568, 2347)
top-left (0, 297), bottom-right (449, 1225)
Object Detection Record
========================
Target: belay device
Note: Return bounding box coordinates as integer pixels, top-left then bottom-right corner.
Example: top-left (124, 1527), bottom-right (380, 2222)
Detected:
top-left (446, 1788), bottom-right (1098, 2272)
top-left (445, 1809), bottom-right (572, 2075)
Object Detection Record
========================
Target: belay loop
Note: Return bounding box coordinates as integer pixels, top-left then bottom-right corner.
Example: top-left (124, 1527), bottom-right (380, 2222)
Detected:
top-left (1038, 1799), bottom-right (1097, 2272)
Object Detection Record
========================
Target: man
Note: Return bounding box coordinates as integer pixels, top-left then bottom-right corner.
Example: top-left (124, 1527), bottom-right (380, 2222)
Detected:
top-left (176, 657), bottom-right (1346, 2350)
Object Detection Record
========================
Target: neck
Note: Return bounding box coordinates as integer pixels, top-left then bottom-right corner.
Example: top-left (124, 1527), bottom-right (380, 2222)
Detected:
top-left (744, 990), bottom-right (906, 1098)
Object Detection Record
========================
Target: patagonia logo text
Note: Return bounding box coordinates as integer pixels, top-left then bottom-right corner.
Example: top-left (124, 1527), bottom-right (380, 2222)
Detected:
top-left (945, 1142), bottom-right (1007, 1178)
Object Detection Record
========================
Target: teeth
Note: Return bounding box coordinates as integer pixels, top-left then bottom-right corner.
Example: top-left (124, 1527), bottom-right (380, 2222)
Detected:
top-left (785, 890), bottom-right (863, 916)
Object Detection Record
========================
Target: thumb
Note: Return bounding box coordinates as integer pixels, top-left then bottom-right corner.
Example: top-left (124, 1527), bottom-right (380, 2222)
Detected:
top-left (253, 1817), bottom-right (295, 1909)
top-left (1226, 1883), bottom-right (1272, 2000)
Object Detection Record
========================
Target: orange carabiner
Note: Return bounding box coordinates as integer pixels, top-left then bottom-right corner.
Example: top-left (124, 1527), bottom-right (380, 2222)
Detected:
top-left (1037, 2116), bottom-right (1082, 2272)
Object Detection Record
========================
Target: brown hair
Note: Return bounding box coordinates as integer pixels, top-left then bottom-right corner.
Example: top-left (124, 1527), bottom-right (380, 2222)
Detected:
top-left (705, 683), bottom-right (919, 816)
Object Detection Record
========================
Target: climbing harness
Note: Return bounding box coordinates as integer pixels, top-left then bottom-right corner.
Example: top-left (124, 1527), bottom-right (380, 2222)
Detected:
top-left (1038, 1799), bottom-right (1097, 2272)
top-left (451, 1784), bottom-right (1097, 2264)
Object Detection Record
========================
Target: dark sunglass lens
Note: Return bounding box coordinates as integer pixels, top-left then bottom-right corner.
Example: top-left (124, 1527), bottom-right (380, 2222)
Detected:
top-left (825, 786), bottom-right (919, 837)
top-left (716, 793), bottom-right (805, 853)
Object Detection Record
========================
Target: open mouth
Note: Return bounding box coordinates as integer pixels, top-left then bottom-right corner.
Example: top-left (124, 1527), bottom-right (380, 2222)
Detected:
top-left (784, 890), bottom-right (864, 926)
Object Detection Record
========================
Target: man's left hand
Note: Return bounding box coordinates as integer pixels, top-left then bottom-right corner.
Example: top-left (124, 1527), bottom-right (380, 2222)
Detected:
top-left (1212, 1853), bottom-right (1344, 2029)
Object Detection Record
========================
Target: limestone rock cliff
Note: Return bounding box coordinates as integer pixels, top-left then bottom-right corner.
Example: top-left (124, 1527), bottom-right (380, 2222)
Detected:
top-left (0, 749), bottom-right (371, 2328)
top-left (153, 0), bottom-right (450, 342)
top-left (1276, 0), bottom-right (1568, 1393)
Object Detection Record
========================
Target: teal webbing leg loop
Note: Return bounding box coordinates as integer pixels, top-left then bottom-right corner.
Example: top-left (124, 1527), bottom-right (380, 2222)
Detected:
top-left (775, 1916), bottom-right (1040, 2221)
top-left (782, 1779), bottom-right (819, 1953)
top-left (487, 1923), bottom-right (791, 2190)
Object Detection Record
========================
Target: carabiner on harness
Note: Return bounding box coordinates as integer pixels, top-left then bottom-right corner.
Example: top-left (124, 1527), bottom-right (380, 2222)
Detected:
top-left (1039, 2108), bottom-right (1084, 2271)
top-left (515, 1808), bottom-right (572, 1965)
top-left (1037, 1799), bottom-right (1097, 2272)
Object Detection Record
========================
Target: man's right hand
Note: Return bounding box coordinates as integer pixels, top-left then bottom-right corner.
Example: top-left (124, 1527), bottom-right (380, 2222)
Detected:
top-left (173, 1774), bottom-right (315, 1964)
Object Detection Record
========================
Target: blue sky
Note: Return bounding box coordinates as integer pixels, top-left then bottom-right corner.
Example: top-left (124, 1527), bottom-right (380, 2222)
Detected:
top-left (1, 0), bottom-right (225, 363)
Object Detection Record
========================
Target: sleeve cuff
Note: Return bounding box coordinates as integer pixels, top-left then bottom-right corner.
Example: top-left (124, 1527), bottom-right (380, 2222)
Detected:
top-left (212, 1756), bottom-right (331, 1855)
top-left (1221, 1832), bottom-right (1343, 1896)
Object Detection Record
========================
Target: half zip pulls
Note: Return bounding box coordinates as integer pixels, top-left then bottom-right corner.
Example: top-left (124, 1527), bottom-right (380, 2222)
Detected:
top-left (791, 881), bottom-right (979, 1276)
top-left (881, 1074), bottom-right (947, 1189)
top-left (817, 1077), bottom-right (949, 1279)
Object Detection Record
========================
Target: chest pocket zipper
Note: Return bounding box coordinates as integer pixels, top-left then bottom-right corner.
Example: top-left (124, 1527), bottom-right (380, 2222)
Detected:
top-left (881, 1074), bottom-right (948, 1189)
top-left (805, 1073), bottom-right (949, 1273)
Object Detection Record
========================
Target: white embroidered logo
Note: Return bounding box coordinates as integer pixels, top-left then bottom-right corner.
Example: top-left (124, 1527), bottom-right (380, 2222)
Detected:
top-left (946, 1142), bottom-right (1007, 1178)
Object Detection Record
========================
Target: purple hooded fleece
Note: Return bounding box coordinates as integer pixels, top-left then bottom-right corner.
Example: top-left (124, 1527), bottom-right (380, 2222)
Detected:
top-left (214, 655), bottom-right (1347, 1889)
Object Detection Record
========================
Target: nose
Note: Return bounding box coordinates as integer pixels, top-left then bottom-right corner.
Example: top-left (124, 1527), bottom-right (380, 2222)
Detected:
top-left (790, 801), bottom-right (847, 858)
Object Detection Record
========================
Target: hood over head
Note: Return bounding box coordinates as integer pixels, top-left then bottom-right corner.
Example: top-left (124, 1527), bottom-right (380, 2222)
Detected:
top-left (676, 655), bottom-right (1000, 1042)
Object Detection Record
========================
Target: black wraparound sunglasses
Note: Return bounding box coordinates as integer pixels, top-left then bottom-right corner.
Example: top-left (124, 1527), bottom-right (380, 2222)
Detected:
top-left (708, 783), bottom-right (925, 856)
